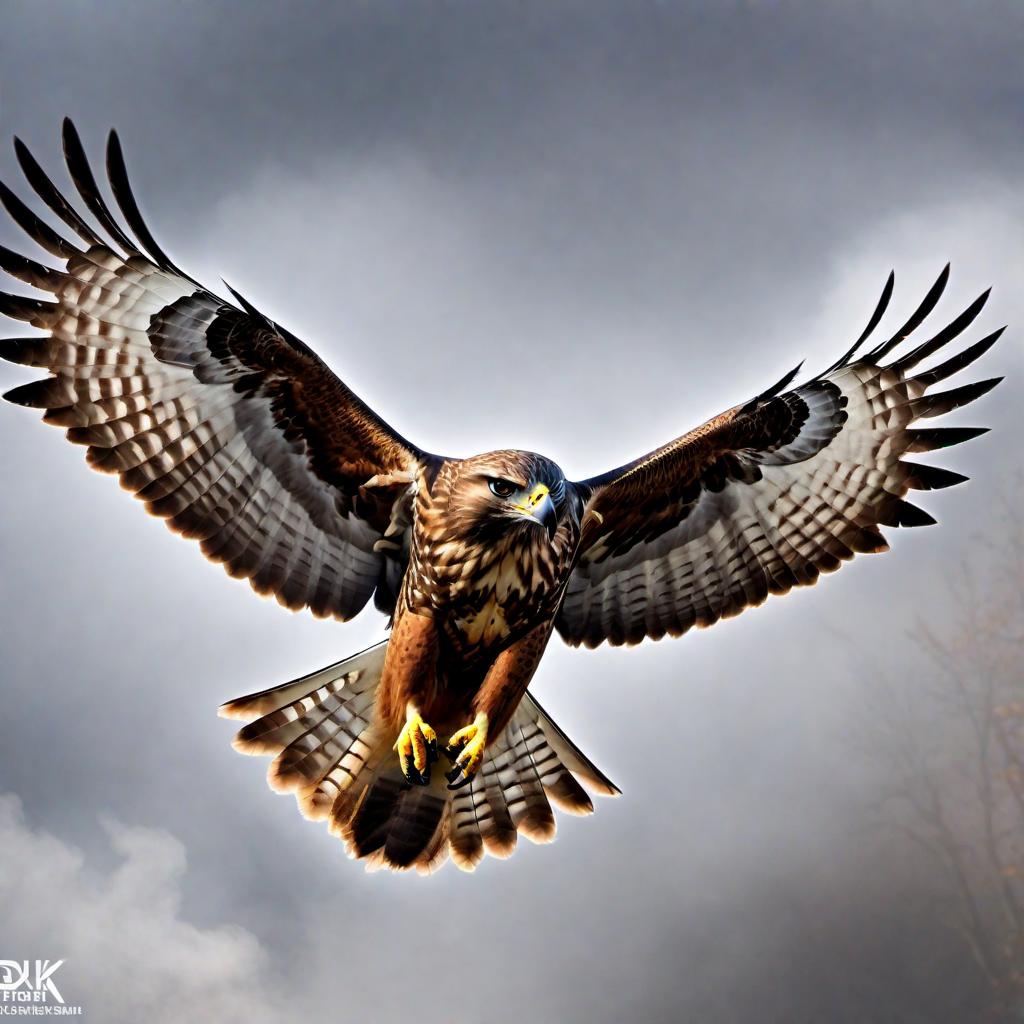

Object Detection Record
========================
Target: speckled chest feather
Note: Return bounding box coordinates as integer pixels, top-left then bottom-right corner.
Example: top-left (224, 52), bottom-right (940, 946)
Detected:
top-left (400, 460), bottom-right (581, 671)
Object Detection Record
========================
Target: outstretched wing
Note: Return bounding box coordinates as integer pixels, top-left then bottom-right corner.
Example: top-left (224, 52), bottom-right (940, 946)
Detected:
top-left (558, 268), bottom-right (1003, 648)
top-left (0, 119), bottom-right (433, 620)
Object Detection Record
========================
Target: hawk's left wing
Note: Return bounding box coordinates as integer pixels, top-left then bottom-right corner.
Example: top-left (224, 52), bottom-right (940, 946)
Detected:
top-left (557, 269), bottom-right (1003, 648)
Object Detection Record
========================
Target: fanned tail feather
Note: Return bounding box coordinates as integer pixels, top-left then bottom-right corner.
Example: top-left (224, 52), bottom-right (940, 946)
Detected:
top-left (220, 641), bottom-right (617, 873)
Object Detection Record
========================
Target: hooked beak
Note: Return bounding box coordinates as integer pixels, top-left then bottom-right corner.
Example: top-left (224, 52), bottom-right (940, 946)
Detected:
top-left (512, 483), bottom-right (558, 540)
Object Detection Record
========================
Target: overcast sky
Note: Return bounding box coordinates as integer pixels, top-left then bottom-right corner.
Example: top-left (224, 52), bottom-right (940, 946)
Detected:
top-left (1, 3), bottom-right (1022, 1021)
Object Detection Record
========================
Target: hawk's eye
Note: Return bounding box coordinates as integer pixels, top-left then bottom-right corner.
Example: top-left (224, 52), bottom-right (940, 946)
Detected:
top-left (488, 478), bottom-right (518, 499)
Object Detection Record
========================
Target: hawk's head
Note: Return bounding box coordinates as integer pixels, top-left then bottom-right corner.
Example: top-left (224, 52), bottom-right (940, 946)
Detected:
top-left (442, 450), bottom-right (571, 544)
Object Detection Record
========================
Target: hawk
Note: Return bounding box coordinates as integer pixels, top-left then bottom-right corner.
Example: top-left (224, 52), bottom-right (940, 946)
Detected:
top-left (0, 121), bottom-right (1003, 872)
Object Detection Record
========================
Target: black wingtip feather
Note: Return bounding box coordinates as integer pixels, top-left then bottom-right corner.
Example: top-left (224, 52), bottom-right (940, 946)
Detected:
top-left (911, 327), bottom-right (1005, 388)
top-left (0, 244), bottom-right (63, 291)
top-left (910, 377), bottom-right (1003, 419)
top-left (222, 280), bottom-right (275, 327)
top-left (3, 377), bottom-right (72, 409)
top-left (0, 290), bottom-right (56, 322)
top-left (13, 134), bottom-right (106, 249)
top-left (0, 337), bottom-right (54, 368)
top-left (903, 463), bottom-right (969, 491)
top-left (820, 269), bottom-right (895, 375)
top-left (877, 498), bottom-right (937, 528)
top-left (0, 179), bottom-right (81, 260)
top-left (61, 117), bottom-right (140, 257)
top-left (743, 360), bottom-right (804, 412)
top-left (106, 129), bottom-right (195, 283)
top-left (864, 264), bottom-right (951, 363)
top-left (896, 501), bottom-right (937, 527)
top-left (893, 288), bottom-right (992, 372)
top-left (905, 426), bottom-right (990, 453)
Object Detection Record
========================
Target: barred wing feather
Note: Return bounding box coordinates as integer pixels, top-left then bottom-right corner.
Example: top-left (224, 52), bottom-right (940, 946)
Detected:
top-left (558, 267), bottom-right (1002, 648)
top-left (0, 119), bottom-right (430, 620)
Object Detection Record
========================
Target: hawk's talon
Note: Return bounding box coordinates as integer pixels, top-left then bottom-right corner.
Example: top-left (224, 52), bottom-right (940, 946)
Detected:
top-left (443, 713), bottom-right (488, 791)
top-left (394, 706), bottom-right (438, 786)
top-left (403, 756), bottom-right (430, 786)
top-left (442, 738), bottom-right (465, 763)
top-left (445, 763), bottom-right (473, 790)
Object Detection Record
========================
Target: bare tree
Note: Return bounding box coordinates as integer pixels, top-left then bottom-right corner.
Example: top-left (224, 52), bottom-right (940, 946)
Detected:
top-left (856, 487), bottom-right (1024, 1020)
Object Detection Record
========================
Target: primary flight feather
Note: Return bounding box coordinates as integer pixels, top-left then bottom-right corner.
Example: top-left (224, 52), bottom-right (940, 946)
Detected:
top-left (0, 120), bottom-right (1003, 872)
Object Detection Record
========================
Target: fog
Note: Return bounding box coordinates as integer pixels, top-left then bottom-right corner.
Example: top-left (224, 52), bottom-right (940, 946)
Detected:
top-left (1, 3), bottom-right (1022, 1021)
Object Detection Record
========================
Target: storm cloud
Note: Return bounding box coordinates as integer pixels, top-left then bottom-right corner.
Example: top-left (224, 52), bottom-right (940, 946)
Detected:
top-left (1, 3), bottom-right (1022, 1021)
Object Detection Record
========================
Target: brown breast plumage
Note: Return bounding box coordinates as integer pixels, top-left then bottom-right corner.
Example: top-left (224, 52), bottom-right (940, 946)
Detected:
top-left (400, 456), bottom-right (581, 671)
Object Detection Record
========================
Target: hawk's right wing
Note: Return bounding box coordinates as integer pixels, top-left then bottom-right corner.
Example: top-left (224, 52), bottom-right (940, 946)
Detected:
top-left (1, 119), bottom-right (435, 620)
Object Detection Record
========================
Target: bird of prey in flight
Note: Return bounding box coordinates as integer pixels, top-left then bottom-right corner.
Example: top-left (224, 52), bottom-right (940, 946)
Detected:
top-left (0, 121), bottom-right (1003, 873)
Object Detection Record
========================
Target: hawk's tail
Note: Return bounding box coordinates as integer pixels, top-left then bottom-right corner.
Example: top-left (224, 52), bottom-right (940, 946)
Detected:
top-left (219, 641), bottom-right (619, 873)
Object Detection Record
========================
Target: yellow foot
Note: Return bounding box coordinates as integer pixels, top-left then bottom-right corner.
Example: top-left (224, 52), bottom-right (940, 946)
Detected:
top-left (394, 705), bottom-right (438, 786)
top-left (444, 713), bottom-right (489, 791)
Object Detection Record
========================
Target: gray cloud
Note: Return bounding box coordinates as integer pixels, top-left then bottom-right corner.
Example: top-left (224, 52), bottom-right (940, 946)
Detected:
top-left (0, 794), bottom-right (285, 1023)
top-left (1, 2), bottom-right (1022, 1021)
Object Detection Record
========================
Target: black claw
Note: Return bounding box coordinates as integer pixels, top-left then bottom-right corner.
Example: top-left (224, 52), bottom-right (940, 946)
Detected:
top-left (427, 738), bottom-right (439, 764)
top-left (446, 766), bottom-right (473, 791)
top-left (443, 741), bottom-right (465, 764)
top-left (401, 765), bottom-right (430, 787)
top-left (398, 752), bottom-right (430, 787)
